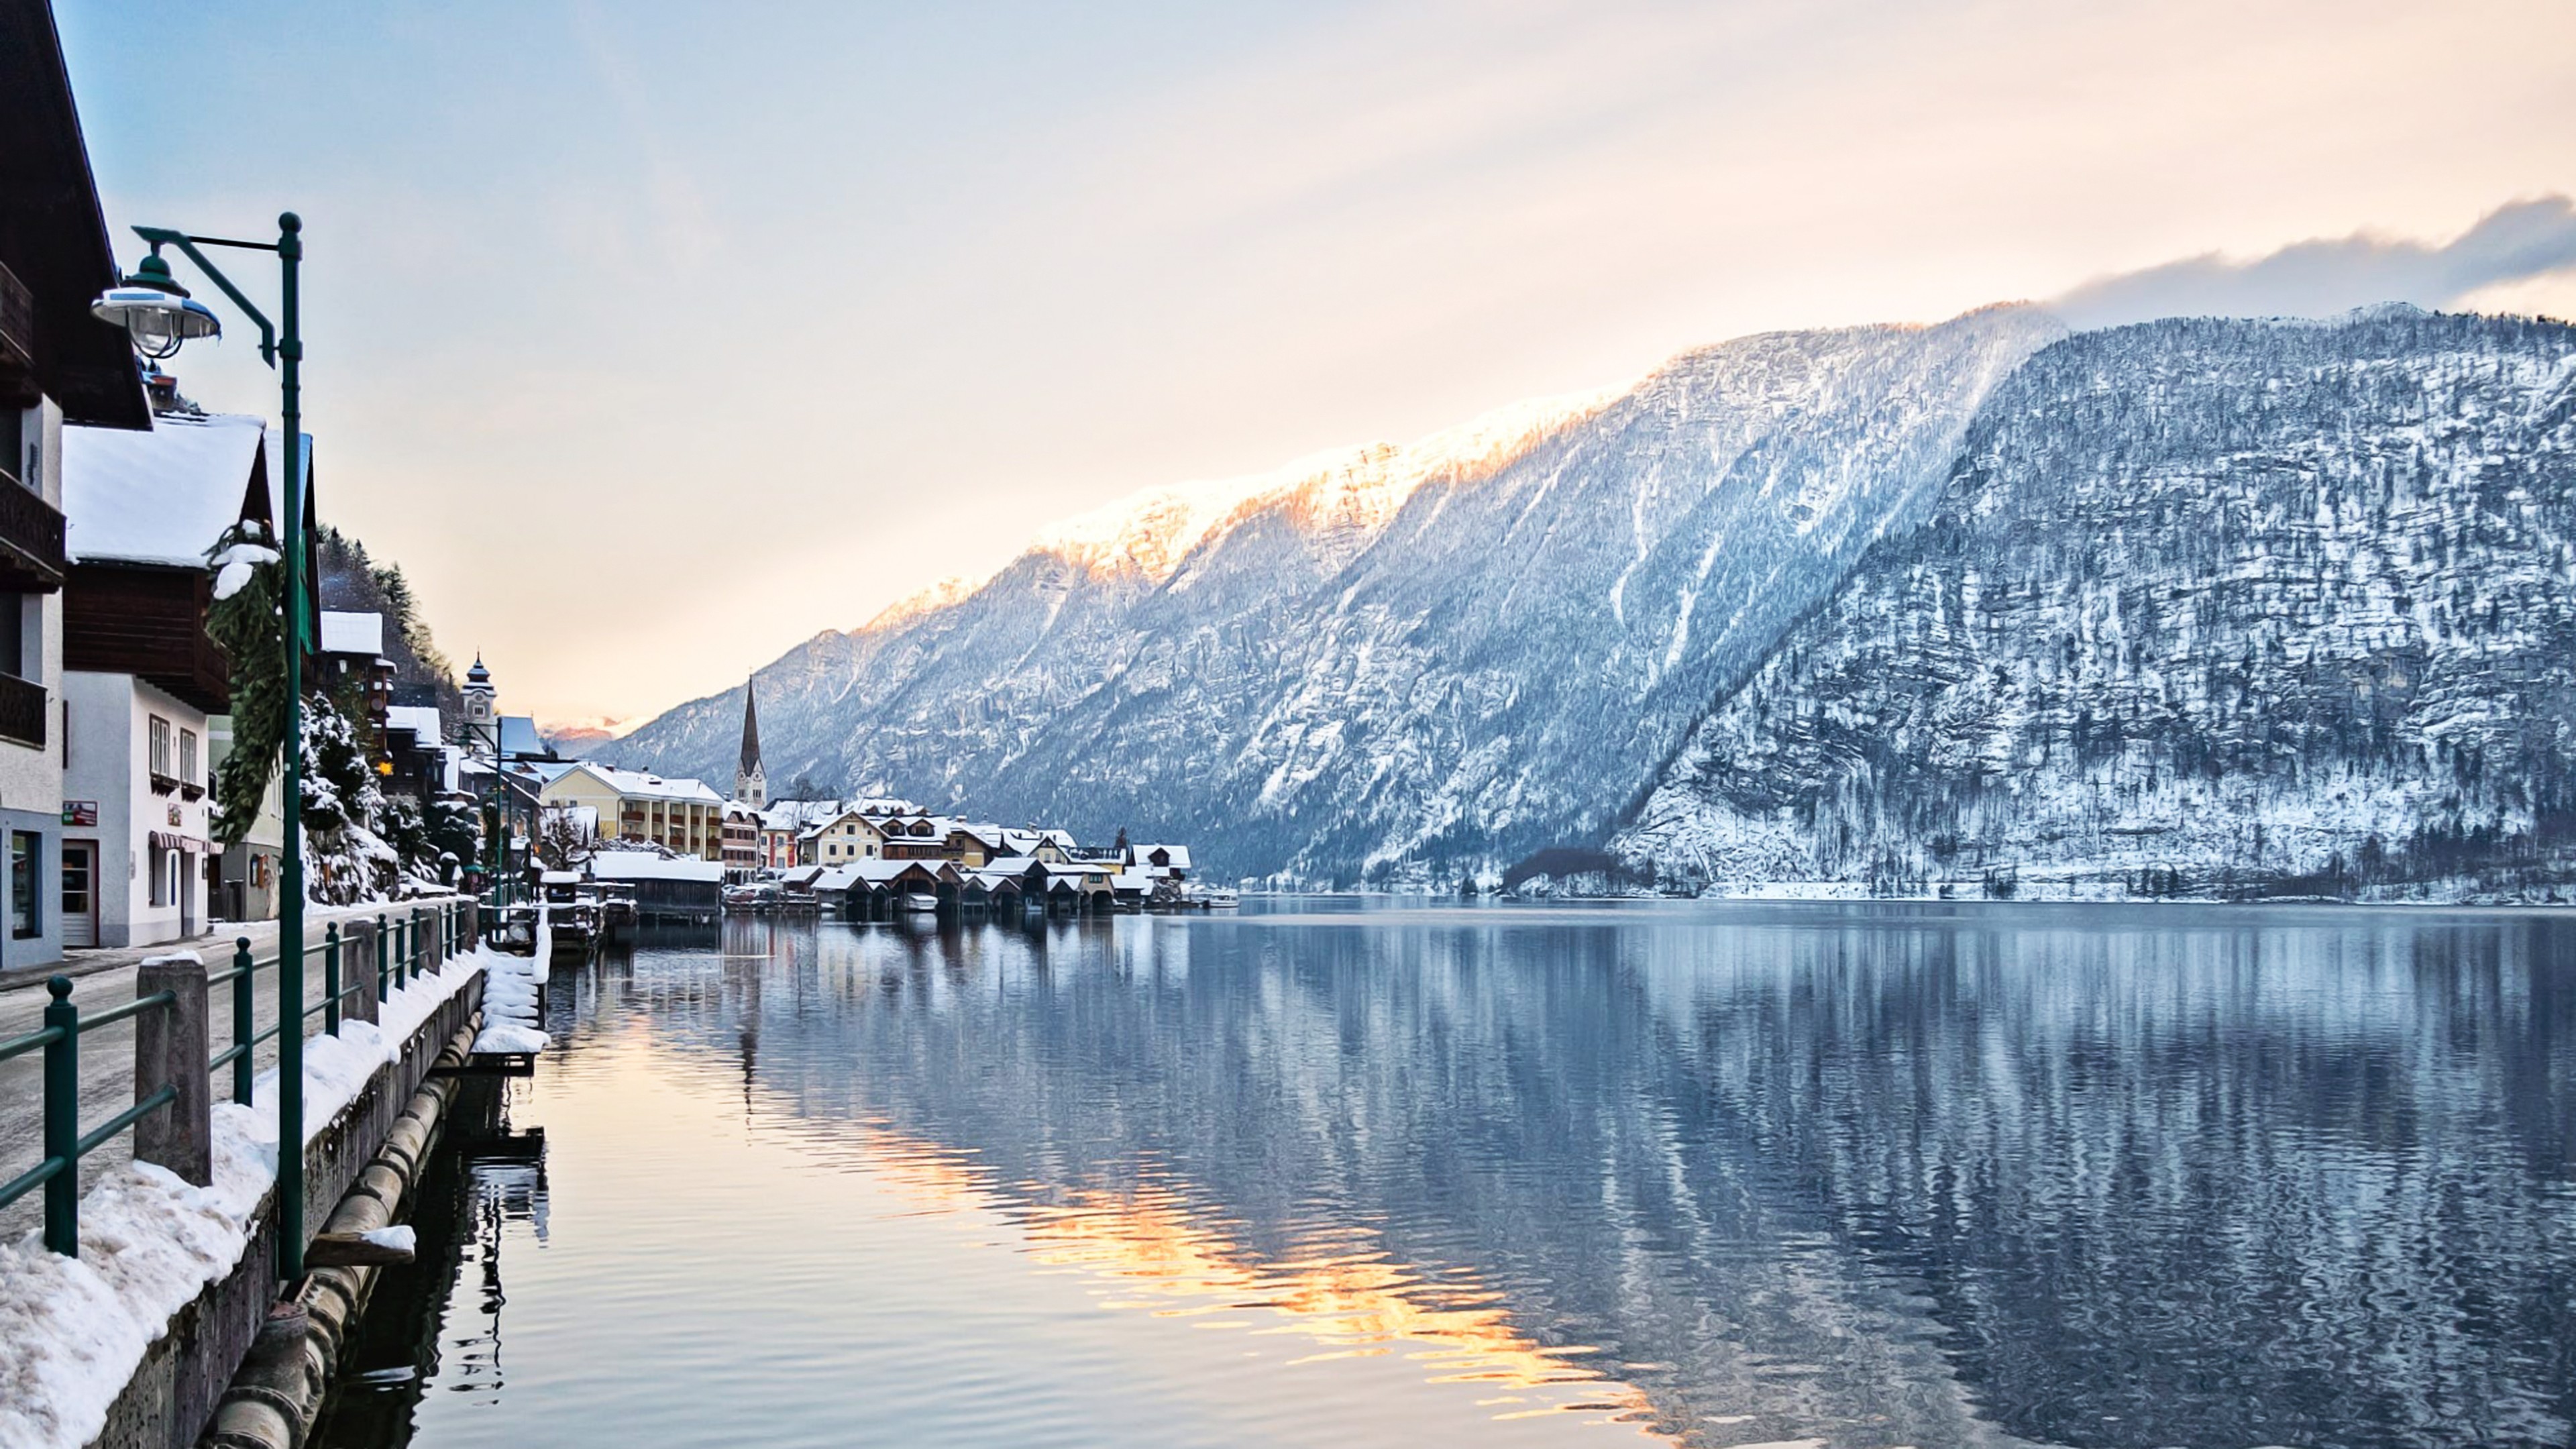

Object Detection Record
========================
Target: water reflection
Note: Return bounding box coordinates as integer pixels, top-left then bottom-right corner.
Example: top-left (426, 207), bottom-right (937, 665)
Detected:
top-left (342, 904), bottom-right (2576, 1449)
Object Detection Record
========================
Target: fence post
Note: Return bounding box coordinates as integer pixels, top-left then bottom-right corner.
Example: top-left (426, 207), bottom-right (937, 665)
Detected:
top-left (231, 937), bottom-right (256, 1106)
top-left (347, 920), bottom-right (380, 1026)
top-left (136, 955), bottom-right (212, 1187)
top-left (375, 913), bottom-right (389, 998)
top-left (410, 909), bottom-right (423, 981)
top-left (324, 924), bottom-right (343, 1033)
top-left (42, 977), bottom-right (78, 1256)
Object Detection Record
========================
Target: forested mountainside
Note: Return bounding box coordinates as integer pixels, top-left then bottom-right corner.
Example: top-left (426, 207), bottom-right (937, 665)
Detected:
top-left (611, 305), bottom-right (2061, 881)
top-left (1617, 308), bottom-right (2576, 899)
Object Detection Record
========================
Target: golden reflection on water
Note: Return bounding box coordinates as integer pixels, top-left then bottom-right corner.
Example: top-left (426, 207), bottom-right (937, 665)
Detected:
top-left (845, 1118), bottom-right (1678, 1442)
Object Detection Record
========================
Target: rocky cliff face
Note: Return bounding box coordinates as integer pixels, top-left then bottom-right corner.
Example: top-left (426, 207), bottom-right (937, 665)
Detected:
top-left (612, 305), bottom-right (2061, 881)
top-left (1616, 309), bottom-right (2576, 899)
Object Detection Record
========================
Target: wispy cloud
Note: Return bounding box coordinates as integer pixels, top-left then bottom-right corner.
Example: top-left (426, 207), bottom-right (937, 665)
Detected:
top-left (2055, 196), bottom-right (2576, 327)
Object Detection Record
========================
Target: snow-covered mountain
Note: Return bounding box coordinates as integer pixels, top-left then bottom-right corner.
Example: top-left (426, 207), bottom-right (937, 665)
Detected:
top-left (608, 305), bottom-right (2062, 879)
top-left (1616, 308), bottom-right (2576, 900)
top-left (612, 303), bottom-right (2576, 896)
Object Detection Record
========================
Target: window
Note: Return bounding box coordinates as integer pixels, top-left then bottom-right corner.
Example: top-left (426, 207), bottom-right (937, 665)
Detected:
top-left (180, 728), bottom-right (199, 786)
top-left (148, 715), bottom-right (173, 778)
top-left (11, 831), bottom-right (38, 938)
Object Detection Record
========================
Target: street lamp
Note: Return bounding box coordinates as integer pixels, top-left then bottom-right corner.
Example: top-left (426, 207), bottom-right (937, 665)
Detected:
top-left (95, 213), bottom-right (313, 1287)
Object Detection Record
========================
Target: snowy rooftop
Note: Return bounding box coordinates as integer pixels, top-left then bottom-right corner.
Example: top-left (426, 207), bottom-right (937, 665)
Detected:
top-left (385, 705), bottom-right (441, 743)
top-left (496, 716), bottom-right (549, 759)
top-left (318, 610), bottom-right (384, 657)
top-left (60, 412), bottom-right (266, 567)
top-left (588, 853), bottom-right (727, 883)
top-left (555, 761), bottom-right (724, 804)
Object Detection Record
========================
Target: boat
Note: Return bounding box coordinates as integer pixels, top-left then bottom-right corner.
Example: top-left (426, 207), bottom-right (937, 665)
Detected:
top-left (900, 890), bottom-right (940, 915)
top-left (1195, 888), bottom-right (1240, 910)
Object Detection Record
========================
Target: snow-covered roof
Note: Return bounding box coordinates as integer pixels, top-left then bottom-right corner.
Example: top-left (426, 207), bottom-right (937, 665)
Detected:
top-left (61, 412), bottom-right (266, 567)
top-left (539, 870), bottom-right (582, 885)
top-left (759, 799), bottom-right (843, 830)
top-left (497, 716), bottom-right (549, 759)
top-left (1134, 843), bottom-right (1192, 869)
top-left (385, 705), bottom-right (441, 743)
top-left (547, 761), bottom-right (724, 804)
top-left (318, 610), bottom-right (384, 657)
top-left (1113, 869), bottom-right (1154, 891)
top-left (984, 855), bottom-right (1040, 875)
top-left (588, 854), bottom-right (726, 883)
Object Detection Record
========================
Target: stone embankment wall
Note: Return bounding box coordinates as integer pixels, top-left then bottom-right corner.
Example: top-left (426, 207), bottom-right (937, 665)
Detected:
top-left (81, 911), bottom-right (481, 1449)
top-left (199, 1016), bottom-right (480, 1449)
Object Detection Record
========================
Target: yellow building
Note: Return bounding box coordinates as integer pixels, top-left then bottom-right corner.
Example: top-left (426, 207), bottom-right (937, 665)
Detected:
top-left (539, 762), bottom-right (729, 861)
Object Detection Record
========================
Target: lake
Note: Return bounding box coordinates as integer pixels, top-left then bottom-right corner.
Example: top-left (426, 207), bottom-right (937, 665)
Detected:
top-left (314, 899), bottom-right (2576, 1449)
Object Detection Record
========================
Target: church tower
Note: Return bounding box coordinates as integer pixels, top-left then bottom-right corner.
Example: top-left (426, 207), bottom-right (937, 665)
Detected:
top-left (735, 678), bottom-right (767, 808)
top-left (463, 654), bottom-right (496, 749)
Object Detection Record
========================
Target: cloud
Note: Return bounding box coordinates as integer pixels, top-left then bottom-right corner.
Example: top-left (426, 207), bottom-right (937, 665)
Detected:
top-left (2055, 195), bottom-right (2576, 328)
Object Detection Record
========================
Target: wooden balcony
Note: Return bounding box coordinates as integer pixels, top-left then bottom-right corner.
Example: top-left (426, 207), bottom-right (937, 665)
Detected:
top-left (0, 471), bottom-right (66, 593)
top-left (0, 671), bottom-right (44, 749)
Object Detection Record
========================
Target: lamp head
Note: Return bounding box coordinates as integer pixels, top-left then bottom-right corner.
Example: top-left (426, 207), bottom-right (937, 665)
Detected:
top-left (91, 251), bottom-right (220, 360)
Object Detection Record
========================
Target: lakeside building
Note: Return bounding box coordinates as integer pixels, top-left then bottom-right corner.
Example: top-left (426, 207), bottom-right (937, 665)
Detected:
top-left (539, 760), bottom-right (727, 860)
top-left (1, 21), bottom-right (155, 969)
top-left (55, 411), bottom-right (273, 946)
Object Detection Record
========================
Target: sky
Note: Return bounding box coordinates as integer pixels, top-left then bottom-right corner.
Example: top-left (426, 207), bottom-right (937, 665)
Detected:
top-left (53, 0), bottom-right (2576, 729)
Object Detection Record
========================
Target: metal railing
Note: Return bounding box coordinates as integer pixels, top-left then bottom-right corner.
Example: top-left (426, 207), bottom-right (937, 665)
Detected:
top-left (0, 899), bottom-right (470, 1260)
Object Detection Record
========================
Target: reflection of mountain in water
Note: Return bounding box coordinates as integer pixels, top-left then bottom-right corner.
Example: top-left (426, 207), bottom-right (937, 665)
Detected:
top-left (641, 911), bottom-right (2575, 1449)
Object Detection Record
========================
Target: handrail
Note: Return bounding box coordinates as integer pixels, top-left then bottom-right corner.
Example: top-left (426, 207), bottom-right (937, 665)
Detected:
top-left (0, 894), bottom-right (474, 1258)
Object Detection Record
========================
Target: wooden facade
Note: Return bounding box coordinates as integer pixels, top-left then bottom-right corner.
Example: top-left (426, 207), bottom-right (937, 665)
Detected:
top-left (64, 560), bottom-right (229, 712)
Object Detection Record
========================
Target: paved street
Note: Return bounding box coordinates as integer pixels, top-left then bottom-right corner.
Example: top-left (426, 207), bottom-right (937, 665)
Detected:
top-left (1, 898), bottom-right (467, 1242)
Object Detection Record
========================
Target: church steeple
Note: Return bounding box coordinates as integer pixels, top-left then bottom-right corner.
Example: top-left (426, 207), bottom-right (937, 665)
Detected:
top-left (735, 678), bottom-right (767, 808)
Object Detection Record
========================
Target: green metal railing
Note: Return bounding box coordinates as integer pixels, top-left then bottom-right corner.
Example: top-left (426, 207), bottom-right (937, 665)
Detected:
top-left (1, 899), bottom-right (469, 1260)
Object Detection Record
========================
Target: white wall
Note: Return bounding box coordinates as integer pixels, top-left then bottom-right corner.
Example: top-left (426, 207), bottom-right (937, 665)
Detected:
top-left (0, 397), bottom-right (66, 969)
top-left (64, 672), bottom-right (212, 949)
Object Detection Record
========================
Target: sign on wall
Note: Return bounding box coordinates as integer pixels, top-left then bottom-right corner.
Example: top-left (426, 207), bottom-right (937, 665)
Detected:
top-left (61, 801), bottom-right (97, 826)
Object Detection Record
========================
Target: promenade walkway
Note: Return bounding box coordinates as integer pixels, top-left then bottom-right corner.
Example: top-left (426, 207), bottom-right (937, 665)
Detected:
top-left (0, 898), bottom-right (468, 1242)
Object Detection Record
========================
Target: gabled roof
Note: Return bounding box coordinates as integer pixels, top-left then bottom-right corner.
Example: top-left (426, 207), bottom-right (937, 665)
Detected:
top-left (61, 413), bottom-right (268, 566)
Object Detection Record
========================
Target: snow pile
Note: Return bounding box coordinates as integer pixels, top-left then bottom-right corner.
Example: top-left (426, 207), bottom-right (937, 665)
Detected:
top-left (357, 1225), bottom-right (415, 1254)
top-left (207, 541), bottom-right (278, 602)
top-left (0, 947), bottom-right (488, 1449)
top-left (472, 928), bottom-right (547, 1055)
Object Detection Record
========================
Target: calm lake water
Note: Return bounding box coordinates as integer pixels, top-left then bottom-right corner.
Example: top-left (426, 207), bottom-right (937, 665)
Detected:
top-left (315, 899), bottom-right (2576, 1449)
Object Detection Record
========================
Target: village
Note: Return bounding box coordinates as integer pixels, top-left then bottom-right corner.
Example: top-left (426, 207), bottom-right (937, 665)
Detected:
top-left (503, 687), bottom-right (1229, 926)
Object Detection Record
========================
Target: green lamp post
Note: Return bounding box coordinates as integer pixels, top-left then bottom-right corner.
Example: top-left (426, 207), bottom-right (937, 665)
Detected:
top-left (93, 213), bottom-right (313, 1286)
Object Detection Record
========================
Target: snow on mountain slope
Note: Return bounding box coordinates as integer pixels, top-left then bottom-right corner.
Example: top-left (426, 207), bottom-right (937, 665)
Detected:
top-left (1615, 308), bottom-right (2576, 900)
top-left (608, 305), bottom-right (2063, 879)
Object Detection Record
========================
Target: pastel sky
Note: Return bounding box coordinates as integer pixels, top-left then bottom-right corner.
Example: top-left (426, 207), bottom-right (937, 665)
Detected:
top-left (54, 0), bottom-right (2576, 729)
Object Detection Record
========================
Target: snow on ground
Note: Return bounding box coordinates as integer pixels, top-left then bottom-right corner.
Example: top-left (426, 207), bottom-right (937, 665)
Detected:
top-left (0, 947), bottom-right (490, 1449)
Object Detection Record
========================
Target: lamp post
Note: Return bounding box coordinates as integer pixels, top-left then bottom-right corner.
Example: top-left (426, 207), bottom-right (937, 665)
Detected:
top-left (93, 213), bottom-right (312, 1286)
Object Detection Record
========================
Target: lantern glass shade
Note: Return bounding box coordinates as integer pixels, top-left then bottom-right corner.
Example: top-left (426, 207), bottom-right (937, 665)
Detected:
top-left (90, 286), bottom-right (221, 360)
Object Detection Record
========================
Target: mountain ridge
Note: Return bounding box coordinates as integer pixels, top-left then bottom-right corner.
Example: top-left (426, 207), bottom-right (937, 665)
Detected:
top-left (610, 302), bottom-right (2576, 898)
